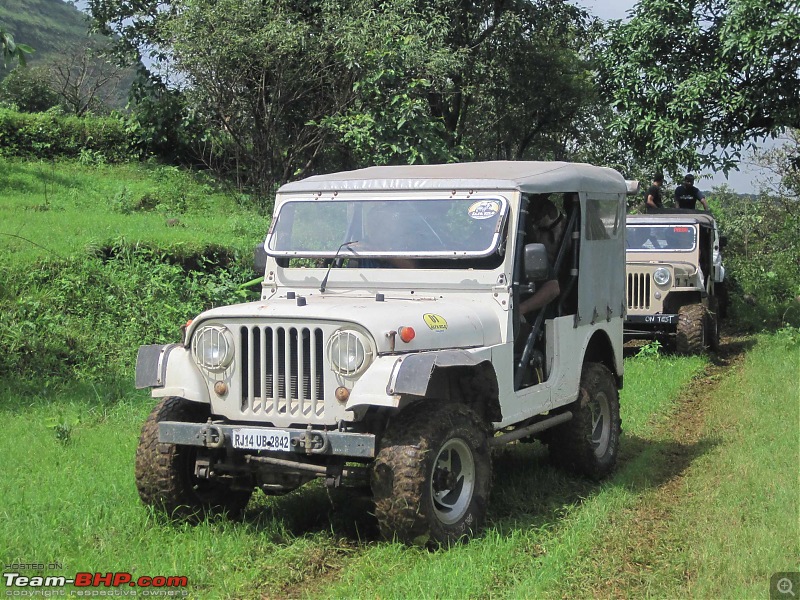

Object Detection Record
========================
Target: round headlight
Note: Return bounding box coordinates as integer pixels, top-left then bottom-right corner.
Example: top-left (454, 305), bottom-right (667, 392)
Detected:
top-left (653, 267), bottom-right (671, 287)
top-left (192, 325), bottom-right (235, 372)
top-left (327, 330), bottom-right (372, 376)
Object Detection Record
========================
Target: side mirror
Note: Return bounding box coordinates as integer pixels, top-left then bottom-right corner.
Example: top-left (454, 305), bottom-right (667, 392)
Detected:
top-left (719, 235), bottom-right (728, 248)
top-left (524, 243), bottom-right (550, 281)
top-left (253, 243), bottom-right (268, 276)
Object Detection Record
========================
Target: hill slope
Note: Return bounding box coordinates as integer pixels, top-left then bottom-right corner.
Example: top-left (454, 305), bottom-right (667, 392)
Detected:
top-left (0, 0), bottom-right (133, 107)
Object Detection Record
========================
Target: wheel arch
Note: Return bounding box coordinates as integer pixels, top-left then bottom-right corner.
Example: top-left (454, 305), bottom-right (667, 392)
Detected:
top-left (391, 350), bottom-right (501, 424)
top-left (582, 329), bottom-right (622, 389)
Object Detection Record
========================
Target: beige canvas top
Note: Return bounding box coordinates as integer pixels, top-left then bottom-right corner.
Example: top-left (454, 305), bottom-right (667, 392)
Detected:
top-left (278, 161), bottom-right (627, 195)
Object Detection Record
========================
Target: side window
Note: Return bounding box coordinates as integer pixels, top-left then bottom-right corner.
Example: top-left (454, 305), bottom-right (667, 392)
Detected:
top-left (585, 198), bottom-right (621, 240)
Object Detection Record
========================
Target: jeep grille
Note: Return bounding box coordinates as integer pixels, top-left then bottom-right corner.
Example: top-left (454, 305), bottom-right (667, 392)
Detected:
top-left (627, 271), bottom-right (651, 310)
top-left (239, 326), bottom-right (326, 418)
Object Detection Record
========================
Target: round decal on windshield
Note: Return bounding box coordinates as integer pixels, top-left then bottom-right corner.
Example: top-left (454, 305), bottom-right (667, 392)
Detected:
top-left (467, 200), bottom-right (501, 220)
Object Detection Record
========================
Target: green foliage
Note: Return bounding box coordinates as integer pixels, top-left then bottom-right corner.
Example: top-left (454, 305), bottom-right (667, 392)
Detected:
top-left (711, 186), bottom-right (800, 329)
top-left (1, 25), bottom-right (34, 68)
top-left (318, 2), bottom-right (461, 166)
top-left (0, 65), bottom-right (58, 111)
top-left (0, 245), bottom-right (253, 384)
top-left (634, 339), bottom-right (662, 359)
top-left (125, 67), bottom-right (205, 165)
top-left (90, 0), bottom-right (605, 196)
top-left (598, 0), bottom-right (800, 175)
top-left (0, 108), bottom-right (132, 161)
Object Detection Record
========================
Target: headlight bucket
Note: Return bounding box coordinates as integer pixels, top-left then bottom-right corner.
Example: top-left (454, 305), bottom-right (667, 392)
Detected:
top-left (653, 267), bottom-right (671, 287)
top-left (192, 325), bottom-right (235, 372)
top-left (327, 329), bottom-right (373, 377)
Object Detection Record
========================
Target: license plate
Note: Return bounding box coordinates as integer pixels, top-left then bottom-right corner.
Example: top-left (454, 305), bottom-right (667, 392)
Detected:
top-left (231, 428), bottom-right (291, 452)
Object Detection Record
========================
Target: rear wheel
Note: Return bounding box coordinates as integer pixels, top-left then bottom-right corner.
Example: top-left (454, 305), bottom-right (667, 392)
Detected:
top-left (371, 403), bottom-right (492, 546)
top-left (676, 303), bottom-right (707, 355)
top-left (545, 362), bottom-right (621, 479)
top-left (135, 397), bottom-right (252, 521)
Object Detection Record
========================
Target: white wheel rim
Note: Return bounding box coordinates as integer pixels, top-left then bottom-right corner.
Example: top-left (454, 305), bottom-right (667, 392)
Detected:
top-left (430, 438), bottom-right (475, 525)
top-left (590, 391), bottom-right (612, 458)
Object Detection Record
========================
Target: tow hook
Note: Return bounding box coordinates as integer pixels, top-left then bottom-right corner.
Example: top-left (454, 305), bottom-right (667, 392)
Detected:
top-left (199, 419), bottom-right (225, 448)
top-left (302, 425), bottom-right (330, 455)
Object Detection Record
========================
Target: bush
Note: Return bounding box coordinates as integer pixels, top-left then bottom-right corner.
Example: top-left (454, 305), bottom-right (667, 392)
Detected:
top-left (0, 108), bottom-right (134, 162)
top-left (0, 66), bottom-right (60, 113)
top-left (0, 244), bottom-right (253, 384)
top-left (711, 188), bottom-right (800, 330)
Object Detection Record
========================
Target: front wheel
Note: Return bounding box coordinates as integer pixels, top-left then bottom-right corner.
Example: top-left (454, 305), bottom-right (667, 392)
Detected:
top-left (370, 403), bottom-right (492, 546)
top-left (676, 303), bottom-right (707, 355)
top-left (135, 397), bottom-right (252, 521)
top-left (545, 362), bottom-right (621, 480)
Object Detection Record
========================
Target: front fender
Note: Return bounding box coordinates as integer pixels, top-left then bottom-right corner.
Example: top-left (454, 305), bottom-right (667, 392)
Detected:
top-left (135, 344), bottom-right (210, 404)
top-left (345, 348), bottom-right (494, 411)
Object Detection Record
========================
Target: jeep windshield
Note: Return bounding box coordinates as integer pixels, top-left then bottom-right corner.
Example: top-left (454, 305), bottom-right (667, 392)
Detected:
top-left (626, 225), bottom-right (697, 252)
top-left (267, 198), bottom-right (508, 258)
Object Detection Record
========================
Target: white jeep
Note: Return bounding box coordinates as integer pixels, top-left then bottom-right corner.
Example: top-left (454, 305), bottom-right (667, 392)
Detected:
top-left (135, 161), bottom-right (630, 545)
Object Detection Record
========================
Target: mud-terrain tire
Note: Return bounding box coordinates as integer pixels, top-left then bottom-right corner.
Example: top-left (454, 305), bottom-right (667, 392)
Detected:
top-left (370, 403), bottom-right (492, 546)
top-left (545, 363), bottom-right (621, 480)
top-left (676, 303), bottom-right (707, 355)
top-left (706, 297), bottom-right (720, 351)
top-left (135, 397), bottom-right (252, 520)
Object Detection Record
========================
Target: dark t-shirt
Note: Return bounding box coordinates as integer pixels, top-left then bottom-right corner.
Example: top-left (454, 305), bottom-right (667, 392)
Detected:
top-left (675, 184), bottom-right (704, 209)
top-left (646, 184), bottom-right (663, 208)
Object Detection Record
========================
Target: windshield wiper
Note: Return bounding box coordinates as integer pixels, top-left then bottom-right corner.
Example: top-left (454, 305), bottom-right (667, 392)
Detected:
top-left (319, 240), bottom-right (359, 293)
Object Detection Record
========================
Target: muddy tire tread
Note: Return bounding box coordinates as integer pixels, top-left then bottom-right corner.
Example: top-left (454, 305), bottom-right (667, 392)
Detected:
top-left (676, 303), bottom-right (707, 355)
top-left (546, 362), bottom-right (621, 480)
top-left (135, 397), bottom-right (251, 520)
top-left (371, 403), bottom-right (491, 546)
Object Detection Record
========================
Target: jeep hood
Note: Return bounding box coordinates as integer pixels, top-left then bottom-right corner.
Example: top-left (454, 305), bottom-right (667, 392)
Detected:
top-left (189, 295), bottom-right (502, 353)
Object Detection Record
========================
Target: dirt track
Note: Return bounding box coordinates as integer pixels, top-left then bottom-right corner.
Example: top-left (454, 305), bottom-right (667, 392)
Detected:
top-left (588, 332), bottom-right (754, 597)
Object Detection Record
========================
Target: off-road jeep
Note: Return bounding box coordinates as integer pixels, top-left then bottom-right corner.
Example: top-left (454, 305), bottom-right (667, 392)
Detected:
top-left (624, 208), bottom-right (727, 354)
top-left (135, 161), bottom-right (631, 545)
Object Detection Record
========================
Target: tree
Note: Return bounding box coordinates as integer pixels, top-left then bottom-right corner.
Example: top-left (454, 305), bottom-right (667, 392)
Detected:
top-left (598, 0), bottom-right (800, 175)
top-left (419, 0), bottom-right (598, 161)
top-left (89, 0), bottom-right (607, 196)
top-left (47, 41), bottom-right (126, 116)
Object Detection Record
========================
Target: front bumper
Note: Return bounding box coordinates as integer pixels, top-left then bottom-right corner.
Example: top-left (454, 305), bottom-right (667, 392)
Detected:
top-left (158, 421), bottom-right (376, 458)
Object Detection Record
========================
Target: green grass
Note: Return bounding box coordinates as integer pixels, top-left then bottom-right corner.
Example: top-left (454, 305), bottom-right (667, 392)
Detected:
top-left (0, 351), bottom-right (708, 598)
top-left (0, 157), bottom-right (267, 265)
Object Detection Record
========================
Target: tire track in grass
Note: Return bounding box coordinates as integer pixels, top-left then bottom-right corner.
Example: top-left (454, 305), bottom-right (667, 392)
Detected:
top-left (551, 334), bottom-right (756, 598)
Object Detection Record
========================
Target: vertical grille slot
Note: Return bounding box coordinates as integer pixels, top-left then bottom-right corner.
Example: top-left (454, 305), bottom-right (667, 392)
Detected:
top-left (626, 272), bottom-right (651, 310)
top-left (239, 325), bottom-right (326, 419)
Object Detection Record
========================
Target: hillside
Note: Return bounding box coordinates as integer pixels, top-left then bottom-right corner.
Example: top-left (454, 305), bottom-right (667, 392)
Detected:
top-left (1, 0), bottom-right (92, 69)
top-left (0, 0), bottom-right (133, 106)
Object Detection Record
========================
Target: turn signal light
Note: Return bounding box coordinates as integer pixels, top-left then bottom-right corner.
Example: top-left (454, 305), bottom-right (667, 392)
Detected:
top-left (398, 326), bottom-right (416, 343)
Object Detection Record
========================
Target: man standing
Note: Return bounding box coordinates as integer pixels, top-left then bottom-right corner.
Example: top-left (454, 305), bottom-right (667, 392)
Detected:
top-left (674, 174), bottom-right (709, 210)
top-left (645, 173), bottom-right (664, 211)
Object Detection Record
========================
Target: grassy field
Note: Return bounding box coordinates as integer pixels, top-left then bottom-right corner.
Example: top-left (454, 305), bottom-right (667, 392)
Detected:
top-left (2, 336), bottom-right (797, 598)
top-left (0, 157), bottom-right (267, 265)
